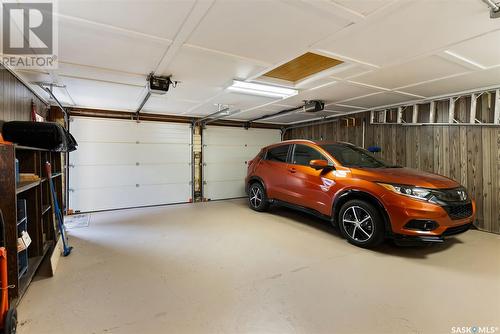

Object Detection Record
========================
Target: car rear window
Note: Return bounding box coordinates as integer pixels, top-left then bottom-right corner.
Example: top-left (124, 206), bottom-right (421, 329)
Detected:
top-left (266, 145), bottom-right (290, 163)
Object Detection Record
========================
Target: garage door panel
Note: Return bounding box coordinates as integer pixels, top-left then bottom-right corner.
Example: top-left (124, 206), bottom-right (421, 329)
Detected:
top-left (203, 126), bottom-right (281, 200)
top-left (71, 118), bottom-right (136, 143)
top-left (204, 181), bottom-right (245, 201)
top-left (69, 117), bottom-right (192, 211)
top-left (139, 144), bottom-right (191, 163)
top-left (139, 165), bottom-right (191, 184)
top-left (70, 143), bottom-right (142, 165)
top-left (203, 146), bottom-right (251, 163)
top-left (136, 122), bottom-right (191, 143)
top-left (135, 184), bottom-right (191, 206)
top-left (70, 185), bottom-right (137, 212)
top-left (71, 143), bottom-right (191, 165)
top-left (70, 164), bottom-right (191, 189)
top-left (204, 163), bottom-right (246, 182)
top-left (245, 144), bottom-right (268, 155)
top-left (70, 165), bottom-right (138, 189)
top-left (203, 127), bottom-right (279, 145)
top-left (71, 184), bottom-right (190, 212)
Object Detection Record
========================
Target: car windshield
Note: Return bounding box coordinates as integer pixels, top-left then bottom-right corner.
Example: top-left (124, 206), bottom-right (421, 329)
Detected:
top-left (320, 144), bottom-right (394, 168)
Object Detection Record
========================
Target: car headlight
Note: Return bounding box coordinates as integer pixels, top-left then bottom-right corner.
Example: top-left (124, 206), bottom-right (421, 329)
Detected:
top-left (378, 183), bottom-right (435, 202)
top-left (377, 183), bottom-right (469, 204)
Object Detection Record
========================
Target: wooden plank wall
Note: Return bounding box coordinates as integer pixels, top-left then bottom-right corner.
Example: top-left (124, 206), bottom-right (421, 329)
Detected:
top-left (0, 65), bottom-right (48, 124)
top-left (285, 104), bottom-right (500, 234)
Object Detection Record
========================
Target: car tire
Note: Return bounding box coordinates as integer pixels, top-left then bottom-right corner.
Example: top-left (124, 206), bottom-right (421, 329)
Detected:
top-left (248, 182), bottom-right (269, 212)
top-left (338, 199), bottom-right (385, 248)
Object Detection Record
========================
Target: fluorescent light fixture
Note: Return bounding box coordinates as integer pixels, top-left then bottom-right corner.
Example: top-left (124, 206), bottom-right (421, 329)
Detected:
top-left (227, 80), bottom-right (298, 99)
top-left (444, 50), bottom-right (486, 70)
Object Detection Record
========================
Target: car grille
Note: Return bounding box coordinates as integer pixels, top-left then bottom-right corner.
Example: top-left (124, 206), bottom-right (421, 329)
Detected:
top-left (443, 202), bottom-right (473, 220)
top-left (442, 223), bottom-right (473, 236)
top-left (433, 187), bottom-right (468, 202)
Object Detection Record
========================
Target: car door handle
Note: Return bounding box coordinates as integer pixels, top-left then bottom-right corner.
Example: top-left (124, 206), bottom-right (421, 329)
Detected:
top-left (288, 168), bottom-right (296, 173)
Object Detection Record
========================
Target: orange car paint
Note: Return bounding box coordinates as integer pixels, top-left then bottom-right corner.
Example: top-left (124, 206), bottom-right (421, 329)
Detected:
top-left (246, 140), bottom-right (475, 239)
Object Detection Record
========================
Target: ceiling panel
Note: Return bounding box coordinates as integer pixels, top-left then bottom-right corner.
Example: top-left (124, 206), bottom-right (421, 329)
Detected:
top-left (318, 1), bottom-right (500, 66)
top-left (187, 103), bottom-right (228, 117)
top-left (446, 30), bottom-right (500, 68)
top-left (350, 55), bottom-right (471, 89)
top-left (234, 103), bottom-right (299, 121)
top-left (63, 77), bottom-right (144, 111)
top-left (324, 104), bottom-right (365, 112)
top-left (188, 91), bottom-right (279, 116)
top-left (15, 70), bottom-right (74, 105)
top-left (215, 92), bottom-right (278, 109)
top-left (329, 64), bottom-right (374, 80)
top-left (142, 95), bottom-right (199, 115)
top-left (187, 1), bottom-right (350, 64)
top-left (343, 91), bottom-right (416, 108)
top-left (257, 111), bottom-right (337, 124)
top-left (162, 83), bottom-right (223, 103)
top-left (163, 46), bottom-right (267, 87)
top-left (332, 0), bottom-right (393, 16)
top-left (284, 82), bottom-right (382, 106)
top-left (295, 76), bottom-right (338, 90)
top-left (57, 0), bottom-right (195, 40)
top-left (399, 67), bottom-right (500, 97)
top-left (57, 63), bottom-right (146, 87)
top-left (58, 17), bottom-right (169, 74)
top-left (16, 70), bottom-right (52, 85)
top-left (237, 99), bottom-right (366, 121)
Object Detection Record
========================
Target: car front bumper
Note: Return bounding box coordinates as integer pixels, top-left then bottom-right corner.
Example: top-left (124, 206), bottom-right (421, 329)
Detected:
top-left (381, 192), bottom-right (476, 241)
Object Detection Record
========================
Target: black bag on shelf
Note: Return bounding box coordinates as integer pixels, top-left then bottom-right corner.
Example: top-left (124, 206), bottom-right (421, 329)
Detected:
top-left (1, 121), bottom-right (78, 152)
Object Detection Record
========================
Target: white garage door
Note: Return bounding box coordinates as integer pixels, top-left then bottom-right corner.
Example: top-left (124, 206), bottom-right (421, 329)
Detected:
top-left (69, 117), bottom-right (192, 212)
top-left (203, 126), bottom-right (281, 200)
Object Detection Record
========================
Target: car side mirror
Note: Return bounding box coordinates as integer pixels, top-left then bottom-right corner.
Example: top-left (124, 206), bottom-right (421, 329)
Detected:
top-left (309, 159), bottom-right (334, 170)
top-left (368, 146), bottom-right (381, 153)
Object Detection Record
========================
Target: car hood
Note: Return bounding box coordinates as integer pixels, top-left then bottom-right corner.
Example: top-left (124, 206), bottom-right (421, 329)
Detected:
top-left (350, 167), bottom-right (460, 189)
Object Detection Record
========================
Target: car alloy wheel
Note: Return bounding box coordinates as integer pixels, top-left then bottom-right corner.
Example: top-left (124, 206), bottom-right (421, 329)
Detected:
top-left (342, 205), bottom-right (374, 242)
top-left (250, 186), bottom-right (262, 208)
top-left (248, 182), bottom-right (269, 212)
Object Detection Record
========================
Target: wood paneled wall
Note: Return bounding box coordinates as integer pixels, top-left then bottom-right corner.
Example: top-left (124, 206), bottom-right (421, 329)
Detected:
top-left (0, 65), bottom-right (48, 124)
top-left (285, 111), bottom-right (500, 234)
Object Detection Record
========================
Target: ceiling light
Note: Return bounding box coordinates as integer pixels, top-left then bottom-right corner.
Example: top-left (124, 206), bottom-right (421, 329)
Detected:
top-left (227, 80), bottom-right (298, 99)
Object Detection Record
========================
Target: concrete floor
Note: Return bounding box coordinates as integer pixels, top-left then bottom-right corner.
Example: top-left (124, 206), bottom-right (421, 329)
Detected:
top-left (18, 199), bottom-right (500, 334)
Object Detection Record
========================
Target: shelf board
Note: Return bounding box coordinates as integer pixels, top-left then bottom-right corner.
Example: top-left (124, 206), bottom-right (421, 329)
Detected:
top-left (42, 205), bottom-right (51, 215)
top-left (15, 145), bottom-right (49, 152)
top-left (18, 242), bottom-right (53, 301)
top-left (18, 265), bottom-right (28, 278)
top-left (16, 180), bottom-right (41, 194)
top-left (17, 216), bottom-right (27, 226)
top-left (51, 172), bottom-right (62, 178)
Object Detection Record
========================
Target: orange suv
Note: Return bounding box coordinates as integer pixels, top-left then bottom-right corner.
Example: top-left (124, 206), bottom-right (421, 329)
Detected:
top-left (245, 140), bottom-right (475, 248)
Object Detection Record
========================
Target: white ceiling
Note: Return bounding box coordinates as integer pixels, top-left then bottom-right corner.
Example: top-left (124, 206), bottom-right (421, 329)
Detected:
top-left (10, 0), bottom-right (500, 124)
